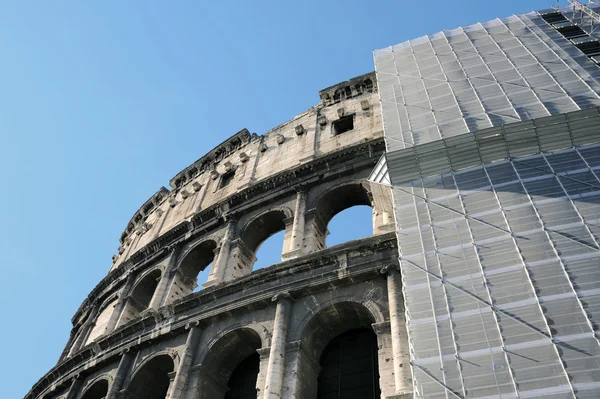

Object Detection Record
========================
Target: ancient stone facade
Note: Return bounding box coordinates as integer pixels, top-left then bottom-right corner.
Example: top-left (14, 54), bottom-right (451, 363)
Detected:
top-left (27, 72), bottom-right (413, 399)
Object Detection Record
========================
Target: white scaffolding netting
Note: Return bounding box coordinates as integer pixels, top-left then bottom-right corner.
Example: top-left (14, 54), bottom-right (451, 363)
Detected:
top-left (375, 9), bottom-right (600, 398)
top-left (385, 146), bottom-right (600, 398)
top-left (375, 12), bottom-right (600, 152)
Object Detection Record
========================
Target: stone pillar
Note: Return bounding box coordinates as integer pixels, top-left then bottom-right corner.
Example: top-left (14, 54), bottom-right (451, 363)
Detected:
top-left (205, 217), bottom-right (237, 286)
top-left (256, 347), bottom-right (271, 397)
top-left (216, 238), bottom-right (256, 281)
top-left (381, 265), bottom-right (412, 397)
top-left (149, 245), bottom-right (180, 309)
top-left (70, 303), bottom-right (100, 354)
top-left (284, 188), bottom-right (307, 260)
top-left (263, 292), bottom-right (293, 399)
top-left (168, 322), bottom-right (203, 399)
top-left (107, 349), bottom-right (135, 399)
top-left (282, 341), bottom-right (320, 399)
top-left (165, 371), bottom-right (178, 398)
top-left (65, 375), bottom-right (83, 399)
top-left (303, 209), bottom-right (328, 253)
top-left (105, 272), bottom-right (136, 334)
top-left (372, 322), bottom-right (397, 398)
top-left (189, 365), bottom-right (229, 399)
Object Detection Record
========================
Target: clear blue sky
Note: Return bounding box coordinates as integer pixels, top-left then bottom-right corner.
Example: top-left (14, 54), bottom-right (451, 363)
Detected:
top-left (0, 1), bottom-right (558, 397)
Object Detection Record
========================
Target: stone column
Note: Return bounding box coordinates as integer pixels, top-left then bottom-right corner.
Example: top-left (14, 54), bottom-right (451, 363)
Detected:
top-left (65, 375), bottom-right (83, 399)
top-left (107, 349), bottom-right (135, 399)
top-left (381, 265), bottom-right (412, 396)
top-left (372, 322), bottom-right (396, 398)
top-left (105, 272), bottom-right (136, 333)
top-left (70, 303), bottom-right (100, 354)
top-left (149, 245), bottom-right (180, 309)
top-left (282, 341), bottom-right (320, 399)
top-left (303, 209), bottom-right (328, 253)
top-left (287, 188), bottom-right (307, 258)
top-left (168, 322), bottom-right (203, 399)
top-left (256, 347), bottom-right (271, 397)
top-left (206, 217), bottom-right (237, 286)
top-left (263, 292), bottom-right (293, 399)
top-left (165, 371), bottom-right (178, 398)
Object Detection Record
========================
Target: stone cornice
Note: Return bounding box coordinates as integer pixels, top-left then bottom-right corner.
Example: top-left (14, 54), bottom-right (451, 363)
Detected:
top-left (28, 233), bottom-right (396, 399)
top-left (319, 72), bottom-right (377, 106)
top-left (169, 128), bottom-right (257, 190)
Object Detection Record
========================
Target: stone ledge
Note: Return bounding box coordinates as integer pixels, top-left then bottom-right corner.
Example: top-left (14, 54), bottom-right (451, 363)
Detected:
top-left (386, 394), bottom-right (414, 399)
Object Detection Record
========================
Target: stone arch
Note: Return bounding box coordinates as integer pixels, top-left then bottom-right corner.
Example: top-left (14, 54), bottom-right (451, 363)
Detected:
top-left (310, 181), bottom-right (374, 249)
top-left (195, 327), bottom-right (264, 399)
top-left (78, 376), bottom-right (110, 399)
top-left (117, 268), bottom-right (162, 327)
top-left (125, 352), bottom-right (176, 399)
top-left (239, 207), bottom-right (293, 254)
top-left (84, 294), bottom-right (120, 345)
top-left (172, 238), bottom-right (218, 297)
top-left (293, 300), bottom-right (383, 399)
top-left (234, 207), bottom-right (294, 272)
top-left (292, 297), bottom-right (385, 347)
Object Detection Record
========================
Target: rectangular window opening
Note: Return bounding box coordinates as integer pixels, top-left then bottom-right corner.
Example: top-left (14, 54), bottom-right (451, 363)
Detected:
top-left (333, 114), bottom-right (355, 135)
top-left (219, 170), bottom-right (235, 189)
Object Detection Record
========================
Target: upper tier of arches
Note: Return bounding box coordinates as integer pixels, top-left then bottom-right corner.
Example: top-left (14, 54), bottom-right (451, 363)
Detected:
top-left (111, 72), bottom-right (380, 271)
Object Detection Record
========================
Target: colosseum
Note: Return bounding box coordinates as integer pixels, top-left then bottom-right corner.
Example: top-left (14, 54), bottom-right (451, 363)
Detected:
top-left (27, 72), bottom-right (412, 399)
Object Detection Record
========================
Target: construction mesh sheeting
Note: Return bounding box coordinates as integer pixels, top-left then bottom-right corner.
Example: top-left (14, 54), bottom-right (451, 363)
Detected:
top-left (384, 145), bottom-right (600, 398)
top-left (374, 12), bottom-right (600, 153)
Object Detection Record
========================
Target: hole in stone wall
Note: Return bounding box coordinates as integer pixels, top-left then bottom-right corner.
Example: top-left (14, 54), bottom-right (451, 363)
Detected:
top-left (193, 263), bottom-right (213, 292)
top-left (130, 269), bottom-right (161, 311)
top-left (178, 240), bottom-right (217, 294)
top-left (219, 170), bottom-right (236, 189)
top-left (332, 114), bottom-right (355, 135)
top-left (241, 210), bottom-right (288, 271)
top-left (225, 353), bottom-right (260, 399)
top-left (327, 205), bottom-right (373, 247)
top-left (317, 329), bottom-right (381, 399)
top-left (253, 230), bottom-right (285, 271)
top-left (80, 379), bottom-right (109, 399)
top-left (125, 355), bottom-right (174, 399)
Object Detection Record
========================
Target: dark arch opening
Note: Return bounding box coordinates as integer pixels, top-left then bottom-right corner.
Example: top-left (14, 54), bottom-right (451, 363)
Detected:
top-left (197, 328), bottom-right (262, 399)
top-left (125, 354), bottom-right (174, 399)
top-left (130, 269), bottom-right (161, 311)
top-left (296, 301), bottom-right (380, 399)
top-left (317, 329), bottom-right (380, 399)
top-left (224, 352), bottom-right (260, 399)
top-left (315, 183), bottom-right (373, 249)
top-left (178, 240), bottom-right (217, 294)
top-left (80, 379), bottom-right (109, 399)
top-left (240, 210), bottom-right (288, 271)
top-left (118, 269), bottom-right (162, 326)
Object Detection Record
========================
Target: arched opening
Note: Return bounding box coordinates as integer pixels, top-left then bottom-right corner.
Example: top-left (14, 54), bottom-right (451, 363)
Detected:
top-left (314, 183), bottom-right (373, 249)
top-left (225, 352), bottom-right (260, 399)
top-left (176, 240), bottom-right (217, 296)
top-left (254, 231), bottom-right (285, 270)
top-left (125, 354), bottom-right (174, 399)
top-left (317, 329), bottom-right (380, 399)
top-left (197, 328), bottom-right (262, 399)
top-left (239, 210), bottom-right (289, 272)
top-left (326, 206), bottom-right (373, 247)
top-left (131, 269), bottom-right (161, 310)
top-left (117, 269), bottom-right (161, 326)
top-left (80, 379), bottom-right (109, 399)
top-left (296, 301), bottom-right (380, 399)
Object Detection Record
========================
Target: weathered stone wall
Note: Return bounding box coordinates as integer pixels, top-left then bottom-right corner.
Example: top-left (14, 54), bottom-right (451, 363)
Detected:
top-left (27, 73), bottom-right (412, 399)
top-left (111, 73), bottom-right (381, 272)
